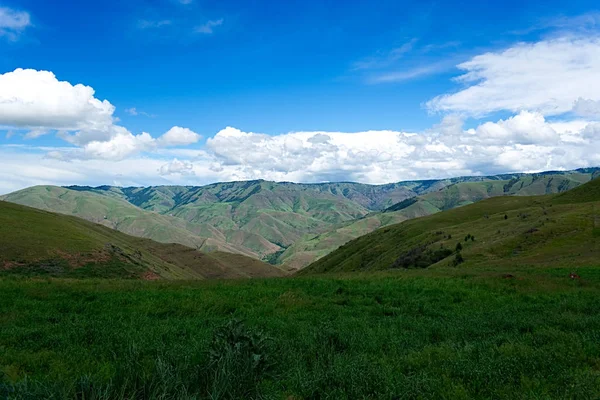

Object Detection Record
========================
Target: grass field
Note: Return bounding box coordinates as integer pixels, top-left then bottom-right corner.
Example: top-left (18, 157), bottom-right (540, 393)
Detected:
top-left (1, 266), bottom-right (600, 399)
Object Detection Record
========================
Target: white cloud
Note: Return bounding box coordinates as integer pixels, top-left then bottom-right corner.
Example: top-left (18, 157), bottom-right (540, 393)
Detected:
top-left (0, 68), bottom-right (200, 161)
top-left (195, 19), bottom-right (223, 34)
top-left (0, 7), bottom-right (31, 41)
top-left (427, 36), bottom-right (600, 117)
top-left (474, 111), bottom-right (559, 145)
top-left (573, 98), bottom-right (600, 117)
top-left (125, 107), bottom-right (154, 117)
top-left (156, 126), bottom-right (202, 147)
top-left (369, 61), bottom-right (453, 84)
top-left (159, 158), bottom-right (195, 176)
top-left (77, 131), bottom-right (155, 160)
top-left (138, 20), bottom-right (172, 29)
top-left (24, 129), bottom-right (48, 139)
top-left (200, 112), bottom-right (600, 184)
top-left (2, 110), bottom-right (600, 194)
top-left (0, 69), bottom-right (114, 131)
top-left (49, 126), bottom-right (201, 161)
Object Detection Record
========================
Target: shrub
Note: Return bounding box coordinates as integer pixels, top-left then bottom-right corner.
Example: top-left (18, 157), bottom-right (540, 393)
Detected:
top-left (452, 252), bottom-right (464, 267)
top-left (207, 319), bottom-right (276, 399)
top-left (455, 242), bottom-right (463, 252)
top-left (391, 245), bottom-right (452, 269)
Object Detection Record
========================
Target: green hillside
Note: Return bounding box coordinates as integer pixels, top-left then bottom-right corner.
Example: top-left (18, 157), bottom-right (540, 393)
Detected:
top-left (303, 177), bottom-right (600, 274)
top-left (0, 186), bottom-right (257, 257)
top-left (2, 168), bottom-right (598, 270)
top-left (0, 201), bottom-right (284, 279)
top-left (280, 171), bottom-right (598, 269)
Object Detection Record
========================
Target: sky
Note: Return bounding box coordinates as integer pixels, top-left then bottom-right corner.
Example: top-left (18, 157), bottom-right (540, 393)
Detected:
top-left (1, 0), bottom-right (600, 193)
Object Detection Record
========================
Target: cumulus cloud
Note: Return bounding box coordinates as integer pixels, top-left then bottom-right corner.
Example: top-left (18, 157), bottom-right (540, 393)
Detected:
top-left (49, 126), bottom-right (201, 161)
top-left (0, 7), bottom-right (31, 41)
top-left (3, 110), bottom-right (600, 193)
top-left (159, 158), bottom-right (195, 176)
top-left (0, 69), bottom-right (114, 131)
top-left (156, 126), bottom-right (202, 147)
top-left (474, 111), bottom-right (559, 145)
top-left (427, 37), bottom-right (600, 117)
top-left (573, 98), bottom-right (600, 117)
top-left (200, 112), bottom-right (600, 184)
top-left (0, 69), bottom-right (200, 161)
top-left (195, 19), bottom-right (223, 34)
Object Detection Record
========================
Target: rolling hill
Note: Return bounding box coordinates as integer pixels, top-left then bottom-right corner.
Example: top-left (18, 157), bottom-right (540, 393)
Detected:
top-left (303, 177), bottom-right (600, 274)
top-left (0, 200), bottom-right (284, 279)
top-left (2, 168), bottom-right (598, 269)
top-left (278, 169), bottom-right (598, 268)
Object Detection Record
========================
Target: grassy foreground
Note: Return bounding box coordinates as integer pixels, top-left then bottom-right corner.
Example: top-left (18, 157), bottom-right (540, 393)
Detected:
top-left (2, 267), bottom-right (600, 399)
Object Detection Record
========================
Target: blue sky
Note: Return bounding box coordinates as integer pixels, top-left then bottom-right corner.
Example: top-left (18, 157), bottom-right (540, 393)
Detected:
top-left (1, 0), bottom-right (600, 193)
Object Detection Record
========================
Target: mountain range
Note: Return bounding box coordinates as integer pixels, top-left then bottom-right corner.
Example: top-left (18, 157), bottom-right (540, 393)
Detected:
top-left (2, 167), bottom-right (599, 270)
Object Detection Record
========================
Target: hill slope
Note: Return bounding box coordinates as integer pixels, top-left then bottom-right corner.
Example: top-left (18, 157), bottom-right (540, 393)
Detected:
top-left (2, 168), bottom-right (598, 269)
top-left (0, 201), bottom-right (284, 279)
top-left (303, 177), bottom-right (600, 274)
top-left (0, 186), bottom-right (257, 257)
top-left (280, 170), bottom-right (598, 269)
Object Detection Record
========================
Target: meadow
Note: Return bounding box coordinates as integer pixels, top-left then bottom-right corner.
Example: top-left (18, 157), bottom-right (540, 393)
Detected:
top-left (2, 266), bottom-right (600, 399)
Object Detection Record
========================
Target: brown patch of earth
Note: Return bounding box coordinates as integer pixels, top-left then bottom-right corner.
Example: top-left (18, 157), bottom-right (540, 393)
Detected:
top-left (142, 271), bottom-right (161, 280)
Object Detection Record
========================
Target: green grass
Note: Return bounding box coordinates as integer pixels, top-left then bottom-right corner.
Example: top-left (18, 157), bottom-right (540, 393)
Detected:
top-left (1, 268), bottom-right (600, 399)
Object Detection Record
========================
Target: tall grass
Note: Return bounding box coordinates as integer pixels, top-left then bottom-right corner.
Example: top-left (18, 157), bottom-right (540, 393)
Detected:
top-left (1, 269), bottom-right (600, 398)
top-left (1, 320), bottom-right (274, 399)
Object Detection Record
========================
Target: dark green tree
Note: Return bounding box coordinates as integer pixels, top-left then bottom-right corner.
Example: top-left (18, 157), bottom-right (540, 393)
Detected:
top-left (452, 252), bottom-right (464, 266)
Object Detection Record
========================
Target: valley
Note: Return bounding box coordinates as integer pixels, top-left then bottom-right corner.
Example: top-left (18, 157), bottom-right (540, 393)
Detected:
top-left (2, 168), bottom-right (598, 270)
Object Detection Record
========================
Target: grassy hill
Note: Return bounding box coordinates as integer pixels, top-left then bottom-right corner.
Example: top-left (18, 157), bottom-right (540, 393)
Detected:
top-left (0, 200), bottom-right (284, 279)
top-left (280, 170), bottom-right (598, 269)
top-left (0, 186), bottom-right (257, 258)
top-left (2, 168), bottom-right (598, 270)
top-left (304, 177), bottom-right (600, 274)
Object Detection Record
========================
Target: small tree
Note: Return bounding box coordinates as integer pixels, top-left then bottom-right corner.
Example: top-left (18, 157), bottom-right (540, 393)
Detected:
top-left (452, 252), bottom-right (464, 266)
top-left (455, 242), bottom-right (463, 252)
top-left (504, 214), bottom-right (508, 220)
